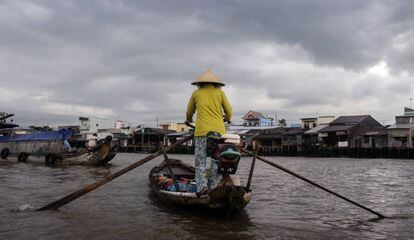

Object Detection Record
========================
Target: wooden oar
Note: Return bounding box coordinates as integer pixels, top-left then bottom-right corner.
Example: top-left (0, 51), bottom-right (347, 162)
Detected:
top-left (37, 135), bottom-right (193, 211)
top-left (240, 148), bottom-right (386, 218)
top-left (245, 146), bottom-right (257, 192)
top-left (160, 143), bottom-right (180, 192)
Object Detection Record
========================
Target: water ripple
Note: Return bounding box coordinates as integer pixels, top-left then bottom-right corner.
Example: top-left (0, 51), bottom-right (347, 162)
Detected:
top-left (1, 154), bottom-right (413, 239)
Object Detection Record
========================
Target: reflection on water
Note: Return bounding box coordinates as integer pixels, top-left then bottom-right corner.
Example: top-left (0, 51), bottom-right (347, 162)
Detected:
top-left (1, 154), bottom-right (414, 239)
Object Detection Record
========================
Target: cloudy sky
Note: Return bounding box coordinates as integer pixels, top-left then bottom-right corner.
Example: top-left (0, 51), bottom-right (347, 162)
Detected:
top-left (1, 0), bottom-right (413, 127)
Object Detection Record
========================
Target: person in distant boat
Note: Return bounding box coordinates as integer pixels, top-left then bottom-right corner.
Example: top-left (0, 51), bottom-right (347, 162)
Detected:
top-left (87, 133), bottom-right (98, 149)
top-left (63, 139), bottom-right (72, 152)
top-left (185, 69), bottom-right (232, 195)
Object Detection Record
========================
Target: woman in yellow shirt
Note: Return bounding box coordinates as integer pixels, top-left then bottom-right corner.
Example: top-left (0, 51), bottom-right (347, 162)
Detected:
top-left (186, 69), bottom-right (232, 194)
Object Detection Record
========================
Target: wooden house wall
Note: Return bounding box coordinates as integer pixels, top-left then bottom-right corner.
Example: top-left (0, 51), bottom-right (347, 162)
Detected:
top-left (388, 129), bottom-right (414, 148)
top-left (351, 135), bottom-right (388, 148)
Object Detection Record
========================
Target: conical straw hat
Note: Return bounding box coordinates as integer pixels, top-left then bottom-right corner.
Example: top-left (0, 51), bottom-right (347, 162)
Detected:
top-left (192, 69), bottom-right (225, 86)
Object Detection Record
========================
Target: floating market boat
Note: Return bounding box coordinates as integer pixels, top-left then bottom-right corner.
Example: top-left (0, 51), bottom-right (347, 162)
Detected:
top-left (149, 133), bottom-right (251, 212)
top-left (0, 128), bottom-right (117, 166)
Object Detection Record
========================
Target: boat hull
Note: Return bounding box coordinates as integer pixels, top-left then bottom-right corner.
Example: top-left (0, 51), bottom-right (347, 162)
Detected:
top-left (149, 159), bottom-right (251, 211)
top-left (0, 140), bottom-right (65, 157)
top-left (0, 141), bottom-right (117, 166)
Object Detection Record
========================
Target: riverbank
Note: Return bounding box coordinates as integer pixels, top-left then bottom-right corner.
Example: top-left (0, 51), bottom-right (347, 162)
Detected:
top-left (118, 145), bottom-right (414, 160)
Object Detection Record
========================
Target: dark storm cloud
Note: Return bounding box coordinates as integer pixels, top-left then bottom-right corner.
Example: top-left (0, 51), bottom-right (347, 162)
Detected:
top-left (0, 0), bottom-right (413, 126)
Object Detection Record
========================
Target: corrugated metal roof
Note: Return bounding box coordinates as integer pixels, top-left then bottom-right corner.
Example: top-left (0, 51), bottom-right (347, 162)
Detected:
top-left (228, 126), bottom-right (275, 130)
top-left (254, 135), bottom-right (282, 140)
top-left (245, 129), bottom-right (261, 135)
top-left (253, 127), bottom-right (304, 140)
top-left (289, 123), bottom-right (302, 128)
top-left (167, 131), bottom-right (192, 137)
top-left (226, 129), bottom-right (250, 135)
top-left (330, 115), bottom-right (369, 125)
top-left (404, 107), bottom-right (414, 115)
top-left (284, 128), bottom-right (306, 135)
top-left (242, 110), bottom-right (266, 120)
top-left (304, 124), bottom-right (328, 134)
top-left (149, 128), bottom-right (176, 134)
top-left (134, 127), bottom-right (176, 135)
top-left (260, 128), bottom-right (286, 135)
top-left (388, 123), bottom-right (414, 129)
top-left (352, 127), bottom-right (388, 136)
top-left (318, 125), bottom-right (355, 133)
top-left (236, 129), bottom-right (251, 135)
top-left (253, 128), bottom-right (283, 140)
top-left (301, 117), bottom-right (317, 120)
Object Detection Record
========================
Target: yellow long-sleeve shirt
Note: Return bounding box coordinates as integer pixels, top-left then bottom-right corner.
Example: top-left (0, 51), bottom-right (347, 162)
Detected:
top-left (186, 84), bottom-right (232, 137)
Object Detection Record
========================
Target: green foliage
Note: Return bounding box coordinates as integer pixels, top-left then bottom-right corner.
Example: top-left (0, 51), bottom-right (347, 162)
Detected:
top-left (277, 118), bottom-right (287, 127)
top-left (0, 112), bottom-right (14, 123)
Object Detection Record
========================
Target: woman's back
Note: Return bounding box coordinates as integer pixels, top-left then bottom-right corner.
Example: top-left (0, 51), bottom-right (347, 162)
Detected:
top-left (186, 84), bottom-right (232, 137)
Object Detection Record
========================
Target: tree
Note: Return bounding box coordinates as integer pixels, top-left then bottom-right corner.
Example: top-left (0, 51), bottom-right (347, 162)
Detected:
top-left (0, 112), bottom-right (13, 123)
top-left (277, 118), bottom-right (287, 127)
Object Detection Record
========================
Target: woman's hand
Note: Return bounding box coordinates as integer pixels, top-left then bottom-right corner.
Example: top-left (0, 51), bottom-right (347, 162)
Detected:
top-left (185, 121), bottom-right (195, 129)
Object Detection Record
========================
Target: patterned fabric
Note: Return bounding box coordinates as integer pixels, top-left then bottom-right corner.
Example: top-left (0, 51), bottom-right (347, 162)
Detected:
top-left (194, 136), bottom-right (222, 192)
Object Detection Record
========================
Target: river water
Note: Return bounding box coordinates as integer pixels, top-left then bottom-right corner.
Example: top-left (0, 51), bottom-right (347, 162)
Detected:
top-left (1, 153), bottom-right (413, 240)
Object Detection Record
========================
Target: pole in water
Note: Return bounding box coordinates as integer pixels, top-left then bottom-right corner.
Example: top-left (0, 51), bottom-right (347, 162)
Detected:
top-left (240, 148), bottom-right (386, 219)
top-left (246, 142), bottom-right (257, 192)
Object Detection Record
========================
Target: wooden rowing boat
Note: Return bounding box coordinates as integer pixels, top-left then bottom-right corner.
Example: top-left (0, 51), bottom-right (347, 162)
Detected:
top-left (149, 158), bottom-right (251, 211)
top-left (0, 136), bottom-right (118, 166)
top-left (51, 141), bottom-right (118, 166)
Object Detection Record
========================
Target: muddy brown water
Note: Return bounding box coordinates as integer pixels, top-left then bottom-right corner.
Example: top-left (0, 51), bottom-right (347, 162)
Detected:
top-left (1, 153), bottom-right (413, 239)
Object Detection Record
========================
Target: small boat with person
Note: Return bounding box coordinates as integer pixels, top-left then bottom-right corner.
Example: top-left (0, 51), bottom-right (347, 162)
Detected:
top-left (149, 132), bottom-right (251, 211)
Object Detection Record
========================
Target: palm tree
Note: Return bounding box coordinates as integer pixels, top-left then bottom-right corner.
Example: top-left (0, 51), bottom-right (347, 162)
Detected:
top-left (0, 112), bottom-right (14, 123)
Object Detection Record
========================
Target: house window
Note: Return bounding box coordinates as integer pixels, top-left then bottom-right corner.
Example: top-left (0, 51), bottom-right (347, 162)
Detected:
top-left (363, 136), bottom-right (369, 144)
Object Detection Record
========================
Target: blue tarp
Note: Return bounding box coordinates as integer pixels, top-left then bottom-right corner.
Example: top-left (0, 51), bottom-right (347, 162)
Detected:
top-left (0, 128), bottom-right (73, 143)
